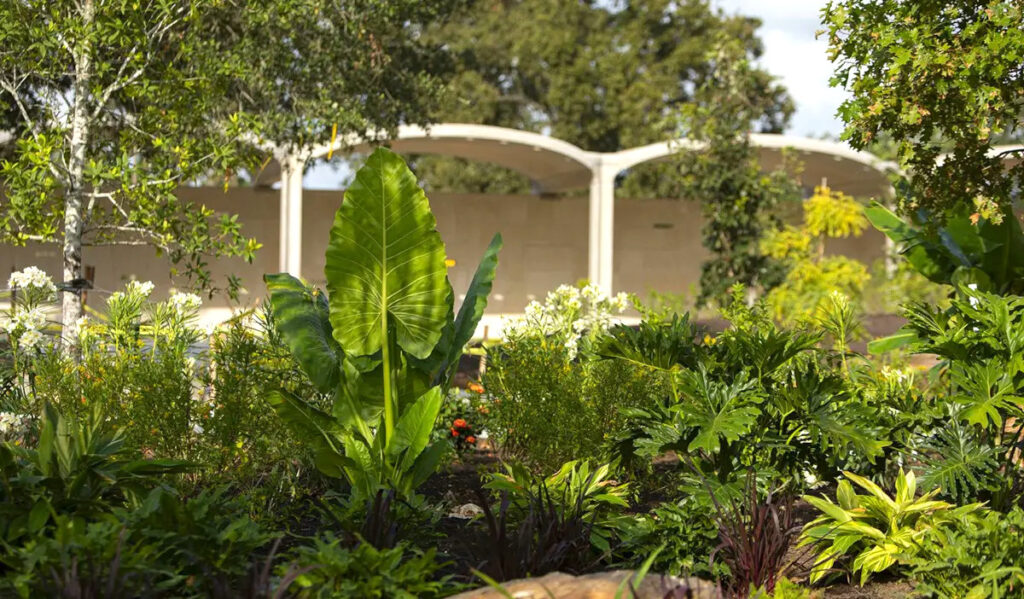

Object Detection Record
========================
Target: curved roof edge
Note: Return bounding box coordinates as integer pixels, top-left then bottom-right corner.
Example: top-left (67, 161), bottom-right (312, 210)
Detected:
top-left (310, 123), bottom-right (600, 169)
top-left (609, 133), bottom-right (898, 174)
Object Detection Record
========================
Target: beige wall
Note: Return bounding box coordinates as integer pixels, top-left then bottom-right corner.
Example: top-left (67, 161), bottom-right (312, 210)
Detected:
top-left (0, 187), bottom-right (886, 315)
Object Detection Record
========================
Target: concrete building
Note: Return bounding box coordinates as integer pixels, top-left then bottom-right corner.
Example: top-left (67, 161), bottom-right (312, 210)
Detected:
top-left (0, 124), bottom-right (901, 334)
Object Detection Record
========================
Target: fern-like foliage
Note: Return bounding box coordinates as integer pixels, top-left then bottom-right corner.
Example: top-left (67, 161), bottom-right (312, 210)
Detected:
top-left (919, 421), bottom-right (1001, 504)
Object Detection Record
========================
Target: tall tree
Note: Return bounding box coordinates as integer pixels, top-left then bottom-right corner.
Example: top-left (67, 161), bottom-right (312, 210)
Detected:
top-left (416, 0), bottom-right (793, 196)
top-left (822, 0), bottom-right (1024, 218)
top-left (676, 41), bottom-right (802, 305)
top-left (0, 0), bottom-right (458, 329)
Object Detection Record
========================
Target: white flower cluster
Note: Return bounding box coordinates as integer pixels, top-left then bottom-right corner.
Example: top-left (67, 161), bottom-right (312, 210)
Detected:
top-left (1, 306), bottom-right (48, 350)
top-left (127, 280), bottom-right (155, 298)
top-left (2, 307), bottom-right (46, 333)
top-left (0, 412), bottom-right (29, 436)
top-left (506, 283), bottom-right (630, 358)
top-left (8, 267), bottom-right (56, 294)
top-left (108, 280), bottom-right (155, 306)
top-left (168, 292), bottom-right (202, 313)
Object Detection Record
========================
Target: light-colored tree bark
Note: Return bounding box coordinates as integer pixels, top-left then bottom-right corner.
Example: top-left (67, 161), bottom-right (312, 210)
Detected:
top-left (62, 0), bottom-right (95, 337)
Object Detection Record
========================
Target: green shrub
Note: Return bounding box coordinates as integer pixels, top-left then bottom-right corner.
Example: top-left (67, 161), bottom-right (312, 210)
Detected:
top-left (614, 499), bottom-right (723, 578)
top-left (123, 487), bottom-right (276, 597)
top-left (281, 534), bottom-right (457, 599)
top-left (600, 291), bottom-right (888, 492)
top-left (911, 506), bottom-right (1024, 599)
top-left (0, 514), bottom-right (173, 599)
top-left (0, 404), bottom-right (190, 544)
top-left (484, 284), bottom-right (666, 473)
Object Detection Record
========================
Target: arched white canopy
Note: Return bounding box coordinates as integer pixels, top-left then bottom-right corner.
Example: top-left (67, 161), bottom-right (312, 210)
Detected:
top-left (272, 123), bottom-right (899, 295)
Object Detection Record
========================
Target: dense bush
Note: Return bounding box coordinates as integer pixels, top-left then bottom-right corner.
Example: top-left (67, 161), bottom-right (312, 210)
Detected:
top-left (484, 284), bottom-right (668, 472)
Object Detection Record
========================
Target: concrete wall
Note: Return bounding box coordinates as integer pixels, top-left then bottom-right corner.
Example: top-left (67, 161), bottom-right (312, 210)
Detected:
top-left (0, 186), bottom-right (887, 317)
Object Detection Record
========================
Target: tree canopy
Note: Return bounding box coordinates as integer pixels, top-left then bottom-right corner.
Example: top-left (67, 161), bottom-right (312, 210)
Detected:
top-left (822, 0), bottom-right (1024, 218)
top-left (0, 0), bottom-right (459, 327)
top-left (415, 0), bottom-right (793, 196)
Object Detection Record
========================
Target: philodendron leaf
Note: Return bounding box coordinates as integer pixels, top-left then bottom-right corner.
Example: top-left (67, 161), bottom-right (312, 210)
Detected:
top-left (264, 273), bottom-right (342, 393)
top-left (325, 147), bottom-right (449, 359)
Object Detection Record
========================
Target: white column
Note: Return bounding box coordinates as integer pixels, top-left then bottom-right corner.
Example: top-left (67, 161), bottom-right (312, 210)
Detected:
top-left (278, 154), bottom-right (306, 276)
top-left (588, 161), bottom-right (616, 297)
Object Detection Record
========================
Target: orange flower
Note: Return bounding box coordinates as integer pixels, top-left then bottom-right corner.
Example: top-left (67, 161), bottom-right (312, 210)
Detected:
top-left (970, 212), bottom-right (980, 225)
top-left (468, 382), bottom-right (485, 394)
top-left (450, 428), bottom-right (459, 437)
top-left (466, 436), bottom-right (476, 444)
top-left (478, 406), bottom-right (490, 415)
top-left (453, 418), bottom-right (468, 429)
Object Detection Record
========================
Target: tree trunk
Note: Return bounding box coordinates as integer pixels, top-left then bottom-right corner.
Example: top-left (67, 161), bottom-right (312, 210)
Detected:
top-left (62, 0), bottom-right (95, 341)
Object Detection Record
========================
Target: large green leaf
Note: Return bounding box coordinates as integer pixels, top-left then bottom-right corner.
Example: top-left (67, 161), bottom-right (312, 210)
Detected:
top-left (266, 390), bottom-right (350, 476)
top-left (865, 201), bottom-right (951, 284)
top-left (678, 369), bottom-right (761, 454)
top-left (264, 273), bottom-right (342, 393)
top-left (387, 387), bottom-right (442, 471)
top-left (324, 147), bottom-right (449, 359)
top-left (438, 233), bottom-right (502, 385)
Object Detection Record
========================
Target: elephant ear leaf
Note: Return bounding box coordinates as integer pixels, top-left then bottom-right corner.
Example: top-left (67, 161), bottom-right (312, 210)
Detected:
top-left (266, 390), bottom-right (352, 477)
top-left (325, 147), bottom-right (449, 359)
top-left (436, 233), bottom-right (502, 387)
top-left (264, 273), bottom-right (342, 393)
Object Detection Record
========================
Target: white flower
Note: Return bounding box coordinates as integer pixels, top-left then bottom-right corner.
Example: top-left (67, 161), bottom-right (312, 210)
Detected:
top-left (0, 412), bottom-right (21, 434)
top-left (612, 292), bottom-right (630, 312)
top-left (8, 267), bottom-right (56, 294)
top-left (126, 280), bottom-right (155, 298)
top-left (564, 336), bottom-right (579, 359)
top-left (18, 307), bottom-right (47, 331)
top-left (168, 292), bottom-right (202, 313)
top-left (191, 423), bottom-right (204, 435)
top-left (18, 328), bottom-right (43, 350)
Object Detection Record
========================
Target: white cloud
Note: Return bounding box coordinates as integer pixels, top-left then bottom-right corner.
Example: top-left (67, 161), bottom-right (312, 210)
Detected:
top-left (714, 0), bottom-right (849, 137)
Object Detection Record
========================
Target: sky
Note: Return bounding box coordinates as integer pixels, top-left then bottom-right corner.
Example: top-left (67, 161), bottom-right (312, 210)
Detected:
top-left (303, 0), bottom-right (847, 189)
top-left (713, 0), bottom-right (848, 138)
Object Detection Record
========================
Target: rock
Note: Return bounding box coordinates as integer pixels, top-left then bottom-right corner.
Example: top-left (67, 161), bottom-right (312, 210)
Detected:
top-left (446, 569), bottom-right (722, 599)
top-left (448, 503), bottom-right (484, 519)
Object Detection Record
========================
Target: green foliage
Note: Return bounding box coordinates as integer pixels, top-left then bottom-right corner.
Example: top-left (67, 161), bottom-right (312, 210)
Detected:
top-left (601, 300), bottom-right (887, 488)
top-left (823, 0), bottom-right (1024, 216)
top-left (265, 148), bottom-right (501, 500)
top-left (0, 0), bottom-right (459, 310)
top-left (865, 200), bottom-right (1024, 296)
top-left (799, 469), bottom-right (982, 585)
top-left (613, 499), bottom-right (724, 579)
top-left (0, 514), bottom-right (173, 599)
top-left (0, 405), bottom-right (190, 544)
top-left (893, 289), bottom-right (1024, 507)
top-left (281, 534), bottom-right (456, 599)
top-left (417, 0), bottom-right (792, 194)
top-left (911, 507), bottom-right (1024, 599)
top-left (484, 460), bottom-right (630, 554)
top-left (676, 41), bottom-right (802, 305)
top-left (763, 186), bottom-right (871, 323)
top-left (122, 488), bottom-right (276, 597)
top-left (485, 330), bottom-right (667, 474)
